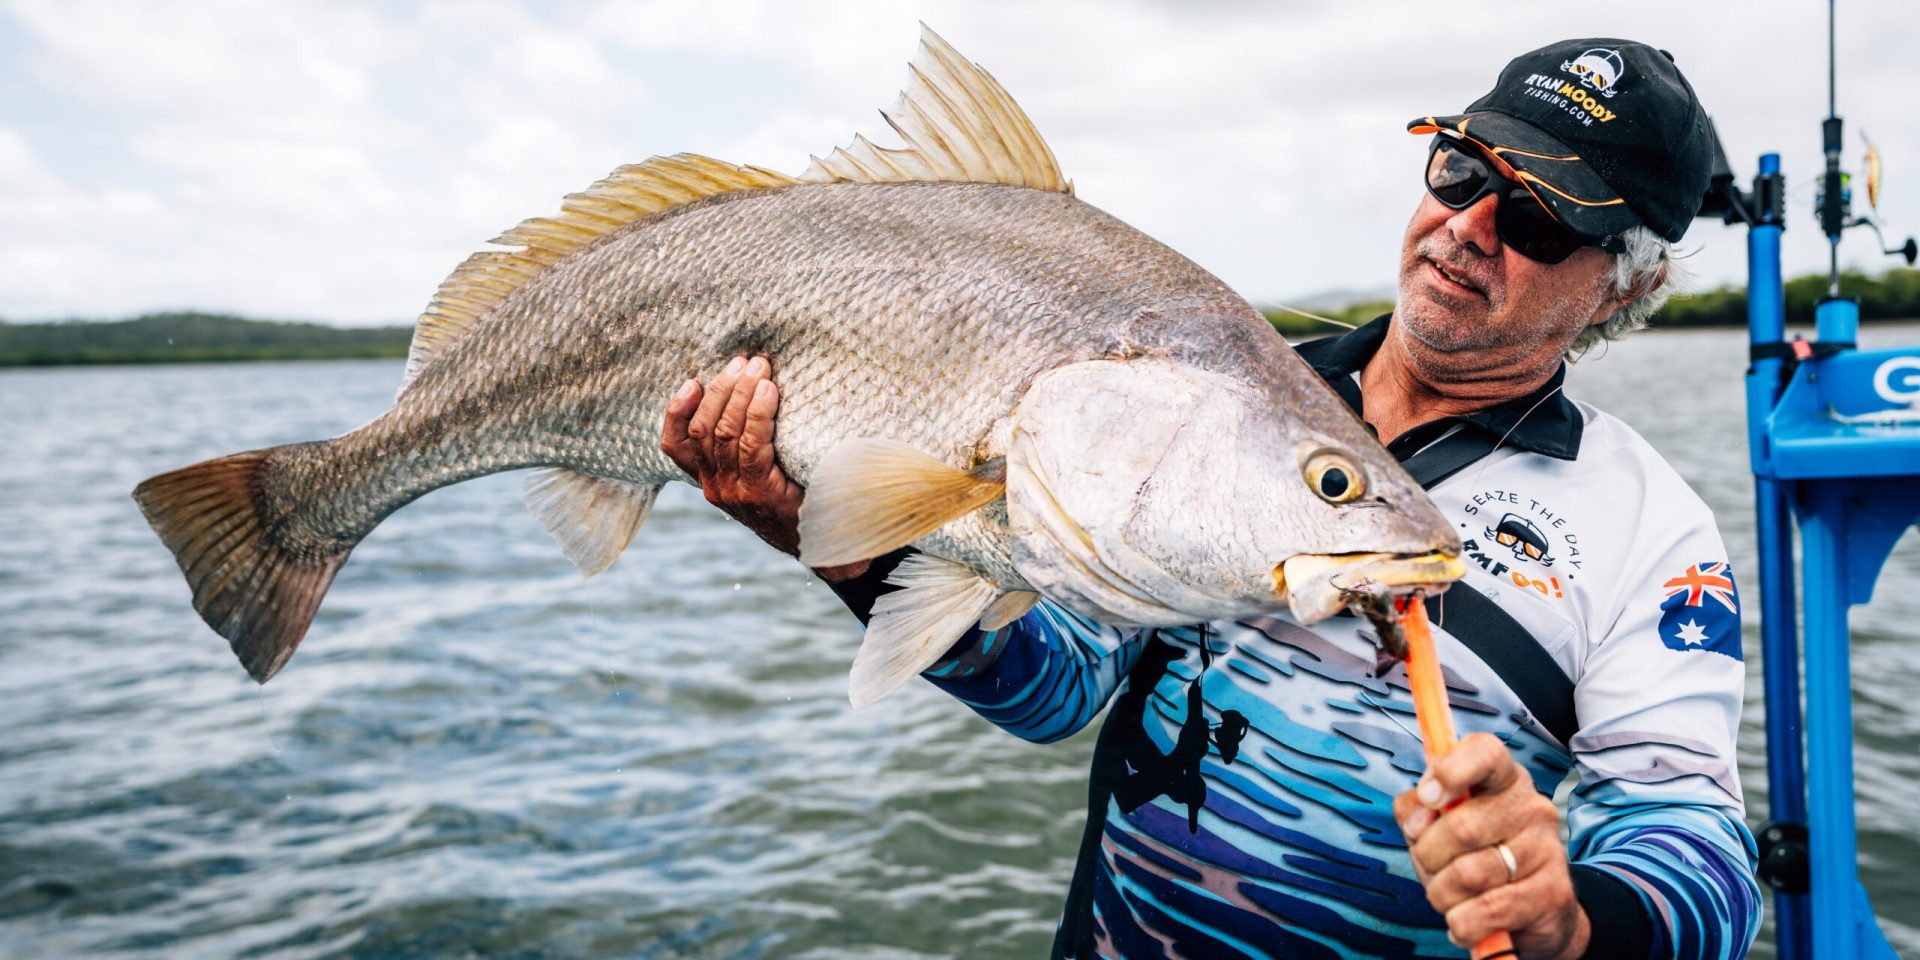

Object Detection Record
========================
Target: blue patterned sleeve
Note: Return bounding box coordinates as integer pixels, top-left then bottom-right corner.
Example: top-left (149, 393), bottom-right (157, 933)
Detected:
top-left (1563, 520), bottom-right (1762, 959)
top-left (920, 600), bottom-right (1148, 744)
top-left (1566, 801), bottom-right (1760, 960)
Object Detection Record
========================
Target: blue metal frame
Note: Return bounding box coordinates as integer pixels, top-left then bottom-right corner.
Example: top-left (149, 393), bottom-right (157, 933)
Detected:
top-left (1743, 151), bottom-right (1910, 959)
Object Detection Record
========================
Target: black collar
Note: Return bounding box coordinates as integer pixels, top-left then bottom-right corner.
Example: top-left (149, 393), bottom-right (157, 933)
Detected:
top-left (1292, 314), bottom-right (1583, 461)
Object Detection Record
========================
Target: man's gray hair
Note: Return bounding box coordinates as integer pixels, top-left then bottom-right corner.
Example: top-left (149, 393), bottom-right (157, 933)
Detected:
top-left (1568, 224), bottom-right (1686, 359)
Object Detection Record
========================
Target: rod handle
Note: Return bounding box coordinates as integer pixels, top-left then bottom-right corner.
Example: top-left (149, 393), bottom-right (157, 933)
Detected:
top-left (1401, 599), bottom-right (1519, 960)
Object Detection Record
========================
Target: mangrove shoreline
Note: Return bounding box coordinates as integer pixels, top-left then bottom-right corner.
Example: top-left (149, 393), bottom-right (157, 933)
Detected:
top-left (7, 268), bottom-right (1917, 365)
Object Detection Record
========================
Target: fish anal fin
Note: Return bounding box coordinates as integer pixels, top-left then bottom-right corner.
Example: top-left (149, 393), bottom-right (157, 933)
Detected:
top-left (399, 155), bottom-right (801, 395)
top-left (802, 24), bottom-right (1069, 194)
top-left (523, 468), bottom-right (660, 577)
top-left (797, 439), bottom-right (1005, 568)
top-left (979, 590), bottom-right (1040, 631)
top-left (849, 555), bottom-right (999, 707)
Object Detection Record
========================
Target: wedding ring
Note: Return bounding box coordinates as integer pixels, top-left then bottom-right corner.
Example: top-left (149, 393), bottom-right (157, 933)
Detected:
top-left (1495, 842), bottom-right (1519, 884)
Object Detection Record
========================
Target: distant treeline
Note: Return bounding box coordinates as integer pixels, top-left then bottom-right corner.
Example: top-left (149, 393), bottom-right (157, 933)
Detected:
top-left (11, 269), bottom-right (1919, 367)
top-left (1655, 267), bottom-right (1920, 328)
top-left (1262, 267), bottom-right (1920, 337)
top-left (0, 312), bottom-right (411, 366)
top-left (1263, 302), bottom-right (1394, 337)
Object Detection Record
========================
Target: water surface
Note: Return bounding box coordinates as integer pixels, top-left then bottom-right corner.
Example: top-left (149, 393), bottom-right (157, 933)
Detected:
top-left (2, 324), bottom-right (1916, 957)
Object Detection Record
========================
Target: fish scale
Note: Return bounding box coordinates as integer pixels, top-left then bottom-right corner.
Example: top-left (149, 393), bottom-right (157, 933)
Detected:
top-left (133, 27), bottom-right (1461, 704)
top-left (260, 180), bottom-right (1240, 594)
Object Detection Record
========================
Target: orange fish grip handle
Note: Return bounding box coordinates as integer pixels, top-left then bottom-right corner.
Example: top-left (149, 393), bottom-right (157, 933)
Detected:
top-left (1397, 596), bottom-right (1518, 960)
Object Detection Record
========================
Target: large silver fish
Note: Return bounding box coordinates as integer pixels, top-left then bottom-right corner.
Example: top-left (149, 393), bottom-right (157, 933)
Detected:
top-left (134, 28), bottom-right (1464, 705)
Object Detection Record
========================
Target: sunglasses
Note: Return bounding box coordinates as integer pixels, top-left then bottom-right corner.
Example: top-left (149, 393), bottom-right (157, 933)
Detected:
top-left (1424, 137), bottom-right (1621, 264)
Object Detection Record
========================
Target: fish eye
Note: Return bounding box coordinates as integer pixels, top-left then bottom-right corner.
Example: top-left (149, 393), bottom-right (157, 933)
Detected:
top-left (1303, 451), bottom-right (1365, 504)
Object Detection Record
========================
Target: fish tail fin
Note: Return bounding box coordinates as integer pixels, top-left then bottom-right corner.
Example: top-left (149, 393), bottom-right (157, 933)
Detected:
top-left (133, 446), bottom-right (351, 683)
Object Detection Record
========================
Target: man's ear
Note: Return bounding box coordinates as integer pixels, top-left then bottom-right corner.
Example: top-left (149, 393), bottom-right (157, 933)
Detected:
top-left (1586, 262), bottom-right (1666, 333)
top-left (1617, 264), bottom-right (1668, 312)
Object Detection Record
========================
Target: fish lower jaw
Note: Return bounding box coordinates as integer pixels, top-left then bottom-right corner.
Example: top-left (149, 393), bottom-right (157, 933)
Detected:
top-left (1278, 551), bottom-right (1466, 624)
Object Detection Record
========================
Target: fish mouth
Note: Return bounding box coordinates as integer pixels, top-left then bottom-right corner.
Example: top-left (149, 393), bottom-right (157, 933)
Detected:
top-left (1276, 551), bottom-right (1467, 625)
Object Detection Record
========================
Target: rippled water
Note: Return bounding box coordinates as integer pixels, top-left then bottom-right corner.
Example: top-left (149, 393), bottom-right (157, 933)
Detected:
top-left (2, 324), bottom-right (1916, 958)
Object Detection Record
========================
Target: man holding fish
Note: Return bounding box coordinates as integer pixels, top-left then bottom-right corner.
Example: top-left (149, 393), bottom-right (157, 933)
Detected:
top-left (133, 24), bottom-right (1759, 960)
top-left (667, 38), bottom-right (1761, 960)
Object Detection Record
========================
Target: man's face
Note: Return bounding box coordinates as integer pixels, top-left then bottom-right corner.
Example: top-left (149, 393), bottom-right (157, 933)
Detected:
top-left (1396, 146), bottom-right (1620, 362)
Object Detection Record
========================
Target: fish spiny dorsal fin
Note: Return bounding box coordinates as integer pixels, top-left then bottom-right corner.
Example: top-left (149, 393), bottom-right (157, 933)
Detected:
top-left (802, 24), bottom-right (1070, 194)
top-left (400, 154), bottom-right (800, 392)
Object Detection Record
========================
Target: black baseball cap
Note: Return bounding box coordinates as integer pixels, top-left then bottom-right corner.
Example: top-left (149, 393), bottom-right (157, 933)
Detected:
top-left (1408, 39), bottom-right (1713, 243)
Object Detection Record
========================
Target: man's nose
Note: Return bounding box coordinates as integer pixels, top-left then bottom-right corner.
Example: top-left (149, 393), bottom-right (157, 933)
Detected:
top-left (1446, 194), bottom-right (1502, 258)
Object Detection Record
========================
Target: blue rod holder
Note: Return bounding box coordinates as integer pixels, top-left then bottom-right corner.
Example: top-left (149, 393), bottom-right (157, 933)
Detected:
top-left (1742, 141), bottom-right (1907, 957)
top-left (1798, 482), bottom-right (1860, 958)
top-left (1745, 151), bottom-right (1813, 959)
top-left (1817, 293), bottom-right (1860, 345)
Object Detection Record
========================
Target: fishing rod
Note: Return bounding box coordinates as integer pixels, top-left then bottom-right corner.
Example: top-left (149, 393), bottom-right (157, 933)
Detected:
top-left (1812, 0), bottom-right (1915, 294)
top-left (1698, 1), bottom-right (1916, 346)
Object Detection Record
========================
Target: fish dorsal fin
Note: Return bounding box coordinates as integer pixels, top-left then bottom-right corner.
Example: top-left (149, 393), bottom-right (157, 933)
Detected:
top-left (802, 24), bottom-right (1070, 194)
top-left (399, 155), bottom-right (800, 392)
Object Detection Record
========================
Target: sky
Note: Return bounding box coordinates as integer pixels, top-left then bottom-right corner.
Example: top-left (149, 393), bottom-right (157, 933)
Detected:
top-left (2, 0), bottom-right (1917, 325)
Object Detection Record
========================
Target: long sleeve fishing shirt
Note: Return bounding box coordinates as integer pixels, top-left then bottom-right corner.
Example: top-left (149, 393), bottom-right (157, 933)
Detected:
top-left (830, 315), bottom-right (1762, 960)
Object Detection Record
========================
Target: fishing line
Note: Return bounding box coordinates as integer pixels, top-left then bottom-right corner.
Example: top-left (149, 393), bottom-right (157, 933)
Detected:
top-left (1357, 689), bottom-right (1424, 743)
top-left (1267, 304), bottom-right (1358, 331)
top-left (1461, 382), bottom-right (1564, 492)
top-left (1405, 375), bottom-right (1563, 649)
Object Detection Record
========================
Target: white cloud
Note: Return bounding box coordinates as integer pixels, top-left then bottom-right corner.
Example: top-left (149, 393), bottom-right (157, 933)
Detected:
top-left (1, 0), bottom-right (1916, 323)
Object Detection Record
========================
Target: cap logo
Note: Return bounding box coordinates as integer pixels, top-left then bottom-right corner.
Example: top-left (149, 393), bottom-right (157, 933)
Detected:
top-left (1520, 67), bottom-right (1620, 126)
top-left (1560, 48), bottom-right (1625, 98)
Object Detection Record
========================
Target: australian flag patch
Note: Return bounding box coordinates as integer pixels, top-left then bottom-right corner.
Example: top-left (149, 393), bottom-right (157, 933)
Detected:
top-left (1658, 561), bottom-right (1742, 659)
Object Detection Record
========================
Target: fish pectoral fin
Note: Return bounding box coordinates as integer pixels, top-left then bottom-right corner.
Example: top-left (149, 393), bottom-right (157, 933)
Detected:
top-left (979, 590), bottom-right (1040, 631)
top-left (797, 439), bottom-right (1005, 568)
top-left (850, 555), bottom-right (1000, 707)
top-left (523, 468), bottom-right (660, 577)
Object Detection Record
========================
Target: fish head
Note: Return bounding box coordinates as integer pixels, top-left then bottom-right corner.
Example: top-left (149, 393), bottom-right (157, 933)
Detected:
top-left (1005, 357), bottom-right (1463, 627)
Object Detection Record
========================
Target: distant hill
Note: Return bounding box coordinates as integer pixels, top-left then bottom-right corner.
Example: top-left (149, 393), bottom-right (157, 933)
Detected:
top-left (0, 312), bottom-right (411, 366)
top-left (1274, 284), bottom-right (1400, 313)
